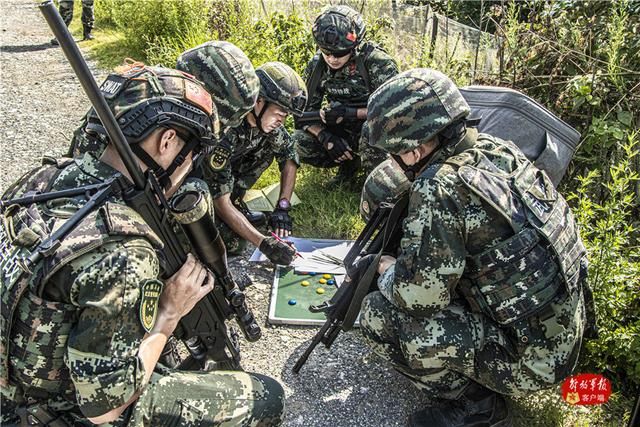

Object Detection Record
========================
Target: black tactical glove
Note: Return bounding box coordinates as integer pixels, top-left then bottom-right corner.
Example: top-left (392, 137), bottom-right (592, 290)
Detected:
top-left (259, 236), bottom-right (296, 265)
top-left (318, 129), bottom-right (353, 162)
top-left (322, 103), bottom-right (358, 126)
top-left (270, 208), bottom-right (293, 235)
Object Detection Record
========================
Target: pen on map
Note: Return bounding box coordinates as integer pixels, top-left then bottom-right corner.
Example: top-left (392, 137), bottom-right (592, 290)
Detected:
top-left (270, 232), bottom-right (304, 258)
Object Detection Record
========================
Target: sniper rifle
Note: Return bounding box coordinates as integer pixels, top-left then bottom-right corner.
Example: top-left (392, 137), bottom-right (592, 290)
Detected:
top-left (32, 0), bottom-right (259, 370)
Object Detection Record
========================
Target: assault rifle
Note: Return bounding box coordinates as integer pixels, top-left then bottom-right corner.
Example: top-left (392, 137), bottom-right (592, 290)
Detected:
top-left (292, 192), bottom-right (409, 373)
top-left (296, 110), bottom-right (322, 125)
top-left (294, 104), bottom-right (363, 127)
top-left (34, 0), bottom-right (259, 370)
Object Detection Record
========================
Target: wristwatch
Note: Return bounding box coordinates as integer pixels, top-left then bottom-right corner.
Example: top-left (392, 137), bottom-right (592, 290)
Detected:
top-left (277, 198), bottom-right (291, 210)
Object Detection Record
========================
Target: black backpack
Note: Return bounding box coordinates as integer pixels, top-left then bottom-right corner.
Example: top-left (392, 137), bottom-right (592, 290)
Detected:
top-left (460, 86), bottom-right (580, 185)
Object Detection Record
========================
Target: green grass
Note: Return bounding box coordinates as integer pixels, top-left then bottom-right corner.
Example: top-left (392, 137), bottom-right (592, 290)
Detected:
top-left (252, 161), bottom-right (365, 240)
top-left (511, 387), bottom-right (634, 426)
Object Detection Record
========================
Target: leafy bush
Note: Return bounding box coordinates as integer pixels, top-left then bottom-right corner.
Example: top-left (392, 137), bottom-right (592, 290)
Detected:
top-left (228, 10), bottom-right (315, 73)
top-left (95, 0), bottom-right (211, 65)
top-left (569, 131), bottom-right (640, 390)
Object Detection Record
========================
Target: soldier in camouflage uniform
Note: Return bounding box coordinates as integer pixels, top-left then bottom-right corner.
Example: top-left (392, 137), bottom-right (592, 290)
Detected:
top-left (176, 45), bottom-right (302, 264)
top-left (292, 5), bottom-right (398, 186)
top-left (200, 62), bottom-right (307, 257)
top-left (0, 64), bottom-right (284, 426)
top-left (69, 42), bottom-right (298, 265)
top-left (358, 69), bottom-right (591, 426)
top-left (51, 0), bottom-right (95, 44)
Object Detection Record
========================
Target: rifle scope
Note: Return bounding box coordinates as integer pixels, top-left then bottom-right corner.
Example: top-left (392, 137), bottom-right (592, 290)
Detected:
top-left (171, 191), bottom-right (261, 342)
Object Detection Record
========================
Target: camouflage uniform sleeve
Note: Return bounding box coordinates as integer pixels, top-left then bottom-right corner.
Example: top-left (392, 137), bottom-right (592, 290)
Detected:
top-left (65, 238), bottom-right (159, 418)
top-left (377, 174), bottom-right (466, 317)
top-left (203, 129), bottom-right (238, 199)
top-left (270, 127), bottom-right (300, 169)
top-left (366, 48), bottom-right (399, 91)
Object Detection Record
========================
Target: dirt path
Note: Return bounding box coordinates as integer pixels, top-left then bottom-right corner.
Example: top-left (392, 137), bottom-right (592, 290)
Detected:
top-left (0, 1), bottom-right (429, 425)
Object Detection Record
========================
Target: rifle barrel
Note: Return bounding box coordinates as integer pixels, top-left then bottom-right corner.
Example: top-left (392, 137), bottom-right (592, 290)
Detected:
top-left (292, 321), bottom-right (334, 373)
top-left (39, 0), bottom-right (145, 190)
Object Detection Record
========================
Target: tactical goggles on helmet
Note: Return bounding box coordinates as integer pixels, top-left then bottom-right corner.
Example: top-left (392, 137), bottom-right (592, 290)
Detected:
top-left (319, 47), bottom-right (352, 58)
top-left (256, 69), bottom-right (306, 117)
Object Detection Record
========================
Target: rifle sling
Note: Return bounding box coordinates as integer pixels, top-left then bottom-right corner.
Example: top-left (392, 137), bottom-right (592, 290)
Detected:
top-left (341, 193), bottom-right (409, 330)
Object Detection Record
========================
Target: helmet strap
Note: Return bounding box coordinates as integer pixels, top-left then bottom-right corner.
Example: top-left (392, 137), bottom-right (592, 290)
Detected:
top-left (130, 134), bottom-right (199, 190)
top-left (391, 153), bottom-right (435, 182)
top-left (253, 100), bottom-right (269, 134)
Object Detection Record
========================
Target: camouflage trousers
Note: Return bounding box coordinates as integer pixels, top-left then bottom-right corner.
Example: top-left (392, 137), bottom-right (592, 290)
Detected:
top-left (293, 124), bottom-right (387, 174)
top-left (59, 0), bottom-right (95, 29)
top-left (1, 370), bottom-right (284, 426)
top-left (360, 291), bottom-right (585, 400)
top-left (127, 370), bottom-right (284, 426)
top-left (217, 218), bottom-right (249, 255)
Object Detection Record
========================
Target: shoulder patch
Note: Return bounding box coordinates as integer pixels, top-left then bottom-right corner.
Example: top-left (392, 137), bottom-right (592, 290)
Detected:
top-left (139, 279), bottom-right (163, 333)
top-left (208, 143), bottom-right (232, 171)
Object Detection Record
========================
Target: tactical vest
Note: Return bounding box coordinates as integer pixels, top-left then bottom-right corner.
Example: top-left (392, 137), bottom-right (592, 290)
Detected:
top-left (444, 134), bottom-right (587, 326)
top-left (0, 159), bottom-right (162, 402)
top-left (305, 42), bottom-right (377, 108)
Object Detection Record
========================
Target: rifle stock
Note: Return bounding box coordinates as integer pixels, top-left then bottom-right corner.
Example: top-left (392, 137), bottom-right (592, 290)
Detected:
top-left (38, 0), bottom-right (258, 370)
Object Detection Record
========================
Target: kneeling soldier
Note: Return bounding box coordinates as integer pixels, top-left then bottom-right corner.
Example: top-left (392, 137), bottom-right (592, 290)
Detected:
top-left (293, 5), bottom-right (398, 186)
top-left (199, 61), bottom-right (307, 263)
top-left (359, 69), bottom-right (592, 426)
top-left (0, 64), bottom-right (284, 426)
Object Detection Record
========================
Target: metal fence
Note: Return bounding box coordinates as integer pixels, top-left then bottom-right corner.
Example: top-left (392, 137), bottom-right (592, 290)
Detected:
top-left (257, 0), bottom-right (502, 82)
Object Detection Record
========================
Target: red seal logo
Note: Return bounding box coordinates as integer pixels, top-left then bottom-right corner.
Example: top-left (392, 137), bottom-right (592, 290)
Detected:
top-left (346, 32), bottom-right (357, 42)
top-left (561, 374), bottom-right (612, 405)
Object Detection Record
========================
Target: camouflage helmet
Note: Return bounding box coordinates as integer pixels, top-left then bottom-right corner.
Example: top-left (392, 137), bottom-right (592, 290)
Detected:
top-left (312, 5), bottom-right (365, 55)
top-left (367, 68), bottom-right (470, 154)
top-left (256, 62), bottom-right (307, 117)
top-left (176, 41), bottom-right (260, 128)
top-left (360, 158), bottom-right (411, 221)
top-left (88, 63), bottom-right (218, 145)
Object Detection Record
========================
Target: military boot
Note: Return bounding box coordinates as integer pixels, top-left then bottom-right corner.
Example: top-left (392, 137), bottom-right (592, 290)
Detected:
top-left (82, 26), bottom-right (94, 41)
top-left (408, 382), bottom-right (512, 427)
top-left (234, 198), bottom-right (266, 227)
top-left (329, 156), bottom-right (362, 189)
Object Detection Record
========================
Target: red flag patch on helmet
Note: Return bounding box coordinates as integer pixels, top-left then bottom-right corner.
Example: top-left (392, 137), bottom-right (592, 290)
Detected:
top-left (346, 32), bottom-right (357, 42)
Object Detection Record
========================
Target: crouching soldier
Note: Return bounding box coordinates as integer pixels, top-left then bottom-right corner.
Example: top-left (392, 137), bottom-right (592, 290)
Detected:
top-left (0, 64), bottom-right (285, 426)
top-left (293, 5), bottom-right (398, 186)
top-left (187, 59), bottom-right (307, 263)
top-left (359, 69), bottom-right (593, 426)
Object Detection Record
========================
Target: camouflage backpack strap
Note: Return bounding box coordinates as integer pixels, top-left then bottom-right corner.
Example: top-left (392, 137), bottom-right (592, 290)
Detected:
top-left (446, 149), bottom-right (528, 233)
top-left (354, 42), bottom-right (376, 93)
top-left (1, 157), bottom-right (73, 201)
top-left (39, 201), bottom-right (163, 285)
top-left (0, 201), bottom-right (52, 399)
top-left (305, 53), bottom-right (327, 104)
top-left (510, 160), bottom-right (587, 296)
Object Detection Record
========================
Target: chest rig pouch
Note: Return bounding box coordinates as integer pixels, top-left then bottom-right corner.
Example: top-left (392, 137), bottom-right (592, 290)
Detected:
top-left (1, 162), bottom-right (162, 402)
top-left (448, 136), bottom-right (586, 327)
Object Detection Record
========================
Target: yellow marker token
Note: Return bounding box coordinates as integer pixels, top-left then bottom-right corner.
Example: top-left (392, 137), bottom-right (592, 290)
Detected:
top-left (301, 280), bottom-right (310, 287)
top-left (318, 278), bottom-right (327, 284)
top-left (323, 274), bottom-right (332, 279)
top-left (316, 287), bottom-right (325, 294)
